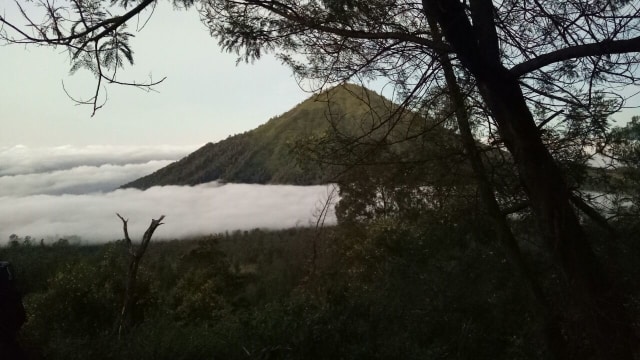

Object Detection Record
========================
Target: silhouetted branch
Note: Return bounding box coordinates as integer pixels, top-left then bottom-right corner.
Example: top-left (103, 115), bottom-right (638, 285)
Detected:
top-left (115, 213), bottom-right (165, 338)
top-left (0, 0), bottom-right (162, 114)
top-left (511, 36), bottom-right (640, 77)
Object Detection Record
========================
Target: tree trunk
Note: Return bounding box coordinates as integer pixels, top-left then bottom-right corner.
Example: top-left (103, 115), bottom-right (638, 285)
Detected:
top-left (426, 19), bottom-right (567, 359)
top-left (119, 254), bottom-right (141, 336)
top-left (116, 214), bottom-right (165, 338)
top-left (474, 71), bottom-right (629, 359)
top-left (423, 1), bottom-right (636, 358)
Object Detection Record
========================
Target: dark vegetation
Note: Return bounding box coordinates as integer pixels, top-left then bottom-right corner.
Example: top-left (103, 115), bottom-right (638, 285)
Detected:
top-left (2, 86), bottom-right (639, 360)
top-left (2, 113), bottom-right (638, 359)
top-left (2, 213), bottom-right (635, 360)
top-left (3, 1), bottom-right (640, 358)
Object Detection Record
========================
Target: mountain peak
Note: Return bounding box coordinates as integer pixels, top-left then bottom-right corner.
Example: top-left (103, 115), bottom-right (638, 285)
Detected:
top-left (122, 84), bottom-right (409, 189)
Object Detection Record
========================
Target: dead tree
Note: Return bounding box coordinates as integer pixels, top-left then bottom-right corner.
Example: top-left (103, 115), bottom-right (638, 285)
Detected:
top-left (115, 213), bottom-right (165, 338)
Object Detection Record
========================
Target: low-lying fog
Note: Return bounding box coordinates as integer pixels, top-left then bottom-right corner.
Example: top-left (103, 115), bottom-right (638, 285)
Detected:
top-left (0, 145), bottom-right (337, 243)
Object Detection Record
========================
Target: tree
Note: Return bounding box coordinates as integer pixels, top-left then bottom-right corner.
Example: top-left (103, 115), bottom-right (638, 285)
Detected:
top-left (116, 213), bottom-right (165, 337)
top-left (601, 116), bottom-right (640, 221)
top-left (2, 0), bottom-right (640, 357)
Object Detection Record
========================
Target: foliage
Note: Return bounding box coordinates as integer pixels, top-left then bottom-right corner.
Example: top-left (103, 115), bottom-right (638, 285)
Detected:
top-left (610, 116), bottom-right (640, 168)
top-left (0, 217), bottom-right (604, 359)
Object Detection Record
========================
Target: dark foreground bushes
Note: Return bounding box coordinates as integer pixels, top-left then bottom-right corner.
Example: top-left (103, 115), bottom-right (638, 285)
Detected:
top-left (1, 220), bottom-right (637, 360)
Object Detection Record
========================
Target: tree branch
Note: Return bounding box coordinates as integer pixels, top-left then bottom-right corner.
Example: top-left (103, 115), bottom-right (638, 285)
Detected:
top-left (116, 213), bottom-right (132, 247)
top-left (138, 215), bottom-right (165, 257)
top-left (115, 213), bottom-right (165, 337)
top-left (510, 36), bottom-right (640, 77)
top-left (570, 194), bottom-right (618, 237)
top-left (248, 0), bottom-right (449, 52)
top-left (0, 0), bottom-right (156, 47)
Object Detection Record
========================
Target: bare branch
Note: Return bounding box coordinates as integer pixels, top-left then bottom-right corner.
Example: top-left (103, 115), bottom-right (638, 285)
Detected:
top-left (116, 213), bottom-right (165, 337)
top-left (511, 36), bottom-right (640, 77)
top-left (137, 215), bottom-right (165, 257)
top-left (116, 212), bottom-right (131, 246)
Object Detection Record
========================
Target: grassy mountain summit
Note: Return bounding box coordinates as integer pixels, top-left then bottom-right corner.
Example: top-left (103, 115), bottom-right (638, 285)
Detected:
top-left (123, 83), bottom-right (423, 189)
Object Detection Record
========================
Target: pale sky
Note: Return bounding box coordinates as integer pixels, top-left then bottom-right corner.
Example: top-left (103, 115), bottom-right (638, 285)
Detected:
top-left (1, 1), bottom-right (638, 148)
top-left (0, 1), bottom-right (311, 147)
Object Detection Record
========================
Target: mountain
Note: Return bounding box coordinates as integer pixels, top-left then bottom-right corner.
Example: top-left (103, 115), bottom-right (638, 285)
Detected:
top-left (123, 84), bottom-right (415, 189)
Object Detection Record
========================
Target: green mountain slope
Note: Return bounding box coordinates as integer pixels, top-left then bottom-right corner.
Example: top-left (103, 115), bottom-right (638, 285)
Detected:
top-left (123, 84), bottom-right (409, 189)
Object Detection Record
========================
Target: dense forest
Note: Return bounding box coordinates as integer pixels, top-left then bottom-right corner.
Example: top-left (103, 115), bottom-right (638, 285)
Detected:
top-left (2, 199), bottom-right (638, 359)
top-left (3, 80), bottom-right (640, 360)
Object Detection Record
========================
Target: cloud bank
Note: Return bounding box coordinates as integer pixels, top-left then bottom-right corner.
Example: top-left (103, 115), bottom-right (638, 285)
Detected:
top-left (0, 183), bottom-right (337, 243)
top-left (0, 145), bottom-right (337, 244)
top-left (0, 160), bottom-right (174, 196)
top-left (0, 144), bottom-right (195, 176)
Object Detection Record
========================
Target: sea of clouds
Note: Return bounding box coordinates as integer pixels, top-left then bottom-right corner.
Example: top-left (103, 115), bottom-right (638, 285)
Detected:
top-left (0, 145), bottom-right (337, 243)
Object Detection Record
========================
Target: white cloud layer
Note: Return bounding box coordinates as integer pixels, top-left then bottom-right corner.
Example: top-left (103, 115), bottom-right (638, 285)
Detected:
top-left (0, 160), bottom-right (174, 196)
top-left (0, 144), bottom-right (195, 176)
top-left (0, 183), bottom-right (337, 243)
top-left (0, 145), bottom-right (337, 244)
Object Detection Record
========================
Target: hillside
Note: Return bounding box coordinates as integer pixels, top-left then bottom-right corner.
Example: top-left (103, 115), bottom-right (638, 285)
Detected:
top-left (123, 83), bottom-right (443, 189)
